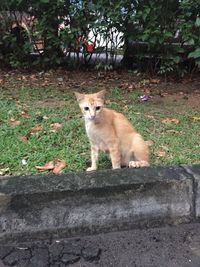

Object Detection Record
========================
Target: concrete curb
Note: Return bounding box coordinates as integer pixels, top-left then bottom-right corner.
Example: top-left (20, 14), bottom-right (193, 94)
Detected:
top-left (0, 165), bottom-right (200, 243)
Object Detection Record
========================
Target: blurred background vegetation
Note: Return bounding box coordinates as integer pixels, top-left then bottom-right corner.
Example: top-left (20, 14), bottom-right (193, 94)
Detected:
top-left (0, 0), bottom-right (200, 76)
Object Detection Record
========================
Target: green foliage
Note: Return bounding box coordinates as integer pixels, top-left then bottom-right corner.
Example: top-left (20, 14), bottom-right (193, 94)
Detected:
top-left (0, 0), bottom-right (199, 75)
top-left (188, 47), bottom-right (200, 57)
top-left (177, 0), bottom-right (200, 68)
top-left (122, 0), bottom-right (200, 75)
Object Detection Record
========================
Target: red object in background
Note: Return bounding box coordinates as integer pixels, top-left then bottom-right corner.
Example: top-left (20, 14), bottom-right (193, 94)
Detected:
top-left (86, 43), bottom-right (95, 53)
top-left (77, 35), bottom-right (95, 53)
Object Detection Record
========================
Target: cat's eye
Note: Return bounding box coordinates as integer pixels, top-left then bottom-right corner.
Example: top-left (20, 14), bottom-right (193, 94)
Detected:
top-left (96, 106), bottom-right (101, 111)
top-left (84, 107), bottom-right (89, 111)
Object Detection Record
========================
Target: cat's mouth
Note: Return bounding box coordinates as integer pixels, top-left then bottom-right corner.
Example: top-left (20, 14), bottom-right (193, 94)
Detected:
top-left (87, 115), bottom-right (96, 121)
top-left (89, 117), bottom-right (96, 121)
top-left (85, 115), bottom-right (97, 122)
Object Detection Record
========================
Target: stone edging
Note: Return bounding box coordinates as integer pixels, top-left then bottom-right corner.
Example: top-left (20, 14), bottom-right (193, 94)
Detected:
top-left (0, 165), bottom-right (199, 244)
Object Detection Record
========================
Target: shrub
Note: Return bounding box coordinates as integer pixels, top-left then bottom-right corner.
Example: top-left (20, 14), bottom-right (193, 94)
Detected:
top-left (0, 0), bottom-right (199, 75)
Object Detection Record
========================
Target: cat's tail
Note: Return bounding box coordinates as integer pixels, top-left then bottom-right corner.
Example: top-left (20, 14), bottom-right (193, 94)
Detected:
top-left (129, 134), bottom-right (150, 168)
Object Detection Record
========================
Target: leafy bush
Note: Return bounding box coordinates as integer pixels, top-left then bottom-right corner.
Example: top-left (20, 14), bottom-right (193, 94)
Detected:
top-left (0, 0), bottom-right (199, 75)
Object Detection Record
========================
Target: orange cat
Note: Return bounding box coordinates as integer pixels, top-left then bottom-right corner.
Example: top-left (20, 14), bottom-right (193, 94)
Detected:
top-left (75, 90), bottom-right (149, 171)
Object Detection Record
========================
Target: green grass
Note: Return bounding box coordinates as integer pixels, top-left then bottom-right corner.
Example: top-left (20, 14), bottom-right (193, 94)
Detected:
top-left (0, 84), bottom-right (199, 176)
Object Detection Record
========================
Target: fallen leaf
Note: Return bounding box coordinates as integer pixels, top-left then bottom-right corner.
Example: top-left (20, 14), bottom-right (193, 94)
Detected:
top-left (29, 125), bottom-right (43, 134)
top-left (80, 81), bottom-right (86, 86)
top-left (53, 160), bottom-right (66, 174)
top-left (123, 105), bottom-right (128, 111)
top-left (128, 84), bottom-right (135, 90)
top-left (191, 116), bottom-right (200, 122)
top-left (156, 145), bottom-right (169, 158)
top-left (21, 111), bottom-right (29, 118)
top-left (166, 129), bottom-right (180, 134)
top-left (9, 118), bottom-right (21, 127)
top-left (44, 72), bottom-right (51, 76)
top-left (0, 168), bottom-right (10, 176)
top-left (140, 79), bottom-right (150, 86)
top-left (43, 116), bottom-right (49, 120)
top-left (146, 115), bottom-right (155, 119)
top-left (41, 82), bottom-right (48, 87)
top-left (143, 88), bottom-right (151, 94)
top-left (156, 149), bottom-right (166, 157)
top-left (57, 77), bottom-right (63, 82)
top-left (35, 161), bottom-right (55, 171)
top-left (50, 123), bottom-right (62, 132)
top-left (30, 74), bottom-right (37, 80)
top-left (19, 135), bottom-right (28, 142)
top-left (162, 118), bottom-right (180, 124)
top-left (121, 82), bottom-right (129, 88)
top-left (150, 79), bottom-right (160, 84)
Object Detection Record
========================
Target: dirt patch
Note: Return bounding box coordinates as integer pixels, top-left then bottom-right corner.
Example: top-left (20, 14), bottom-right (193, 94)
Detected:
top-left (150, 94), bottom-right (200, 111)
top-left (32, 99), bottom-right (67, 108)
top-left (1, 69), bottom-right (200, 110)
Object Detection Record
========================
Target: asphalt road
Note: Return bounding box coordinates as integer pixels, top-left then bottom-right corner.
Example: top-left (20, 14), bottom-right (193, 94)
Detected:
top-left (1, 223), bottom-right (200, 267)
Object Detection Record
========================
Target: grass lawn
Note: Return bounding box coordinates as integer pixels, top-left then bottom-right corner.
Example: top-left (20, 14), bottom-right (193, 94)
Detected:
top-left (0, 70), bottom-right (200, 176)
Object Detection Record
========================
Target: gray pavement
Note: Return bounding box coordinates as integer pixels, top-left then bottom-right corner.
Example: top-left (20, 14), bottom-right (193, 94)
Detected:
top-left (1, 223), bottom-right (200, 266)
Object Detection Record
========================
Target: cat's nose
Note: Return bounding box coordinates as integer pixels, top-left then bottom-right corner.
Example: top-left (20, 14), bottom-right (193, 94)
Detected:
top-left (90, 115), bottom-right (95, 120)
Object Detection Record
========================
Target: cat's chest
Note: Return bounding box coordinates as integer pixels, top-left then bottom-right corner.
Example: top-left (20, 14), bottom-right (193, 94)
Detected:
top-left (85, 121), bottom-right (107, 150)
top-left (85, 121), bottom-right (100, 139)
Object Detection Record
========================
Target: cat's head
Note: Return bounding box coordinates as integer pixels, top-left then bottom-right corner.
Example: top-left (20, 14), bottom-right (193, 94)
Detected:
top-left (75, 90), bottom-right (106, 121)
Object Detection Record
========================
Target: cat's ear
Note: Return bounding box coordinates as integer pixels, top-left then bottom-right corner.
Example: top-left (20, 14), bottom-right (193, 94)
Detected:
top-left (96, 90), bottom-right (106, 102)
top-left (74, 92), bottom-right (85, 102)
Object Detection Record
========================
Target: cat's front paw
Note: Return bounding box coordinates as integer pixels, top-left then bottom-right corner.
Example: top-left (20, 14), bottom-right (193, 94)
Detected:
top-left (86, 167), bottom-right (97, 172)
top-left (129, 161), bottom-right (149, 168)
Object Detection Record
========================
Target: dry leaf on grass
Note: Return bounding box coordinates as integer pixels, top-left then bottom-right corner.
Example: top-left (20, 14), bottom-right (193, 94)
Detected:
top-left (30, 74), bottom-right (37, 81)
top-left (9, 118), bottom-right (21, 127)
top-left (35, 161), bottom-right (55, 171)
top-left (156, 149), bottom-right (166, 157)
top-left (21, 111), bottom-right (29, 118)
top-left (35, 159), bottom-right (66, 173)
top-left (52, 160), bottom-right (66, 174)
top-left (0, 168), bottom-right (10, 176)
top-left (162, 118), bottom-right (180, 124)
top-left (19, 135), bottom-right (28, 142)
top-left (146, 115), bottom-right (155, 119)
top-left (191, 116), bottom-right (200, 122)
top-left (150, 79), bottom-right (160, 84)
top-left (166, 129), bottom-right (180, 134)
top-left (127, 84), bottom-right (136, 91)
top-left (50, 123), bottom-right (62, 132)
top-left (43, 116), bottom-right (49, 120)
top-left (29, 125), bottom-right (43, 134)
top-left (156, 146), bottom-right (169, 158)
